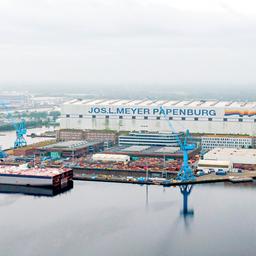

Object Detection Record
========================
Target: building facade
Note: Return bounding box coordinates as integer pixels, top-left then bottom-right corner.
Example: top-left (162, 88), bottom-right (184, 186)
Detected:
top-left (57, 129), bottom-right (118, 143)
top-left (60, 99), bottom-right (256, 135)
top-left (118, 132), bottom-right (181, 147)
top-left (201, 135), bottom-right (255, 150)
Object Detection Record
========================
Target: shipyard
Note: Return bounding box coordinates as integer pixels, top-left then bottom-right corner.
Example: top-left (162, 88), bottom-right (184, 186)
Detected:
top-left (61, 99), bottom-right (256, 135)
top-left (1, 97), bottom-right (256, 189)
top-left (1, 1), bottom-right (256, 254)
top-left (0, 89), bottom-right (255, 252)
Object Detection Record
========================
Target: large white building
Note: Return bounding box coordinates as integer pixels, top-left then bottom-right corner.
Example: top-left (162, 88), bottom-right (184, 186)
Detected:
top-left (60, 99), bottom-right (256, 135)
top-left (203, 148), bottom-right (256, 169)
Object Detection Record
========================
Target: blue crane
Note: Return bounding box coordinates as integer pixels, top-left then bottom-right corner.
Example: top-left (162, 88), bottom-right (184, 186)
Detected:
top-left (160, 106), bottom-right (196, 182)
top-left (0, 100), bottom-right (27, 149)
top-left (13, 120), bottom-right (27, 148)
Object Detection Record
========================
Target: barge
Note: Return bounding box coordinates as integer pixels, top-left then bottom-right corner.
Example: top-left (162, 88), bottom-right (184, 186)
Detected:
top-left (0, 165), bottom-right (73, 188)
top-left (0, 182), bottom-right (73, 196)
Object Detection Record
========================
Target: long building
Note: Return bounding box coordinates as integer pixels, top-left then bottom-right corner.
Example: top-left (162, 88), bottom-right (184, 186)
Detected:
top-left (203, 148), bottom-right (256, 170)
top-left (60, 99), bottom-right (256, 135)
top-left (201, 135), bottom-right (256, 150)
top-left (118, 132), bottom-right (181, 147)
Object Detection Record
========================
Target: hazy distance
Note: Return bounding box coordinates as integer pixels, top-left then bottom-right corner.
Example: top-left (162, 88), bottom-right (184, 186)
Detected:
top-left (0, 0), bottom-right (256, 100)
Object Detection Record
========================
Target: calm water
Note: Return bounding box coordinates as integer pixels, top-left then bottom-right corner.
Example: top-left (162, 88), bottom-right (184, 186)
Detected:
top-left (0, 181), bottom-right (256, 256)
top-left (0, 127), bottom-right (55, 149)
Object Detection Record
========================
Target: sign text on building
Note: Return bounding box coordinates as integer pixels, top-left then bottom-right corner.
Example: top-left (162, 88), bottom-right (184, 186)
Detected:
top-left (88, 107), bottom-right (217, 117)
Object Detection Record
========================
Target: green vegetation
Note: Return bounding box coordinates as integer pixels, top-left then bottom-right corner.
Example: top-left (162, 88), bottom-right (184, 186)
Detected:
top-left (0, 110), bottom-right (61, 131)
top-left (0, 120), bottom-right (59, 132)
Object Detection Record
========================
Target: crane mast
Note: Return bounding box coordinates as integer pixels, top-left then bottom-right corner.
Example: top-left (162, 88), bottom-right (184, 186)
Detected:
top-left (160, 106), bottom-right (196, 182)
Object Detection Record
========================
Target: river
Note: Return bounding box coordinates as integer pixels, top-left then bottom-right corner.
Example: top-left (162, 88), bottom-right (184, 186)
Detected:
top-left (0, 127), bottom-right (56, 150)
top-left (0, 181), bottom-right (255, 256)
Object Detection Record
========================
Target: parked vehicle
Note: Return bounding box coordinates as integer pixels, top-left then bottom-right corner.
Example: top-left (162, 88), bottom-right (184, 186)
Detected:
top-left (137, 177), bottom-right (146, 183)
top-left (196, 170), bottom-right (205, 176)
top-left (216, 169), bottom-right (227, 176)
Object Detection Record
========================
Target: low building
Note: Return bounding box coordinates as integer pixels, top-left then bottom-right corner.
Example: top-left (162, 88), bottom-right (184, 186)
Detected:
top-left (103, 145), bottom-right (199, 160)
top-left (56, 129), bottom-right (84, 141)
top-left (6, 140), bottom-right (56, 157)
top-left (203, 148), bottom-right (256, 170)
top-left (201, 135), bottom-right (255, 150)
top-left (197, 159), bottom-right (232, 172)
top-left (38, 140), bottom-right (104, 158)
top-left (118, 132), bottom-right (181, 147)
top-left (92, 153), bottom-right (130, 163)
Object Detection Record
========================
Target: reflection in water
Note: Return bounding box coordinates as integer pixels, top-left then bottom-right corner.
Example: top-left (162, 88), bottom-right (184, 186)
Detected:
top-left (2, 182), bottom-right (256, 255)
top-left (144, 184), bottom-right (194, 219)
top-left (179, 185), bottom-right (194, 228)
top-left (145, 185), bottom-right (149, 208)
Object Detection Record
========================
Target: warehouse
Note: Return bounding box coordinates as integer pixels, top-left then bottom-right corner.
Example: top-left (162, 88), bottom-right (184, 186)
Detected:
top-left (203, 148), bottom-right (256, 170)
top-left (92, 154), bottom-right (130, 163)
top-left (197, 159), bottom-right (232, 172)
top-left (60, 99), bottom-right (256, 135)
top-left (102, 145), bottom-right (199, 160)
top-left (38, 140), bottom-right (104, 158)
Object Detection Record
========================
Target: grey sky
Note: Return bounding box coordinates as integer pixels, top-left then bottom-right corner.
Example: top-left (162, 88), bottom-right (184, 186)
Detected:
top-left (0, 0), bottom-right (256, 92)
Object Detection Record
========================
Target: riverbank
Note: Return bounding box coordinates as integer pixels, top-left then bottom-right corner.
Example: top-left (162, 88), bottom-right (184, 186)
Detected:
top-left (73, 169), bottom-right (256, 186)
top-left (0, 126), bottom-right (57, 150)
top-left (0, 121), bottom-right (58, 132)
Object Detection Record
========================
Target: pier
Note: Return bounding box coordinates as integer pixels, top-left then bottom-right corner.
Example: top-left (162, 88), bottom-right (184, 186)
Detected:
top-left (73, 169), bottom-right (256, 186)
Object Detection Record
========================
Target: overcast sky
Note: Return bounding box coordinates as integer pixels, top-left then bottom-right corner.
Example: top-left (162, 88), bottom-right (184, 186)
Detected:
top-left (0, 0), bottom-right (256, 93)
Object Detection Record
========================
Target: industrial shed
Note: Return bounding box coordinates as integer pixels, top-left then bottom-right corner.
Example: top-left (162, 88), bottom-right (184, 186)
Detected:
top-left (38, 140), bottom-right (104, 158)
top-left (92, 154), bottom-right (130, 163)
top-left (197, 159), bottom-right (232, 172)
top-left (203, 148), bottom-right (256, 170)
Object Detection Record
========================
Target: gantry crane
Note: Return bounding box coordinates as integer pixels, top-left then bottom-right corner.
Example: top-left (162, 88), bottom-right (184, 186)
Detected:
top-left (160, 106), bottom-right (196, 182)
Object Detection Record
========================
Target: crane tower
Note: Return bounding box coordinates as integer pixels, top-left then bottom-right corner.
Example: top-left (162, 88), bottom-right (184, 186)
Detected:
top-left (0, 101), bottom-right (27, 149)
top-left (160, 106), bottom-right (196, 182)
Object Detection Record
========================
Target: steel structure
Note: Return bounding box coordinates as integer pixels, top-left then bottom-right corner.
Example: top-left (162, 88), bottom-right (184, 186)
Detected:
top-left (160, 106), bottom-right (196, 181)
top-left (0, 100), bottom-right (27, 149)
top-left (13, 120), bottom-right (27, 148)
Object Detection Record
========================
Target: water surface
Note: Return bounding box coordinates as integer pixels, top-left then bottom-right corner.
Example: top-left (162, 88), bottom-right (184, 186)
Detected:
top-left (0, 181), bottom-right (255, 256)
top-left (0, 127), bottom-right (55, 149)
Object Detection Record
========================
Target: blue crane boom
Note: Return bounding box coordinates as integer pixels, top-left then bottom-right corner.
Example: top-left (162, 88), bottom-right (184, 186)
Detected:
top-left (160, 106), bottom-right (196, 182)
